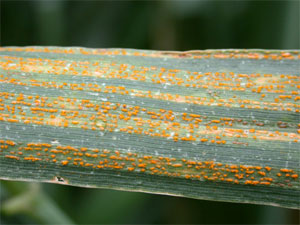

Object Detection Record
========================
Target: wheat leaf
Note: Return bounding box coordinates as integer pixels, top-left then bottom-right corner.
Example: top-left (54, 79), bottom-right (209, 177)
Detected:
top-left (0, 47), bottom-right (299, 209)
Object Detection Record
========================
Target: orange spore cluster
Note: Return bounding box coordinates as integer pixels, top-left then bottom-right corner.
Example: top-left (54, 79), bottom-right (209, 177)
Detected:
top-left (0, 47), bottom-right (299, 60)
top-left (1, 139), bottom-right (299, 187)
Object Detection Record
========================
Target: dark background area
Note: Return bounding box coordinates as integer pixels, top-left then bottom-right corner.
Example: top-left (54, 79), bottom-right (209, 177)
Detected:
top-left (1, 0), bottom-right (299, 50)
top-left (0, 0), bottom-right (299, 224)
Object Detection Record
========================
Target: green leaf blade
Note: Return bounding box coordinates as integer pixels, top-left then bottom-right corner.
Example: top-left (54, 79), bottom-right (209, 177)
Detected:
top-left (0, 47), bottom-right (299, 209)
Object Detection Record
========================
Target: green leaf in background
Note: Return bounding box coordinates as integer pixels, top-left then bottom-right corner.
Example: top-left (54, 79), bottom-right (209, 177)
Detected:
top-left (0, 47), bottom-right (299, 211)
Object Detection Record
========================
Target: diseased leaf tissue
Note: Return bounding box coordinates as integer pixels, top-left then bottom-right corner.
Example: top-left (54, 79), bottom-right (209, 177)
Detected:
top-left (0, 47), bottom-right (299, 209)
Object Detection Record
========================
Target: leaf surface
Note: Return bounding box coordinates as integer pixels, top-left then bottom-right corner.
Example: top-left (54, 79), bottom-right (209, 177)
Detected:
top-left (0, 47), bottom-right (299, 209)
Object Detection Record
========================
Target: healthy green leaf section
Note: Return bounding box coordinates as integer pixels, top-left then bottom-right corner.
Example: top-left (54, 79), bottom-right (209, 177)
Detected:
top-left (0, 47), bottom-right (299, 209)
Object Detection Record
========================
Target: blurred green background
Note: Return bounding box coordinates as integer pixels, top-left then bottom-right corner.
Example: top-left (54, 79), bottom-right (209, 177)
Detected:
top-left (0, 0), bottom-right (299, 224)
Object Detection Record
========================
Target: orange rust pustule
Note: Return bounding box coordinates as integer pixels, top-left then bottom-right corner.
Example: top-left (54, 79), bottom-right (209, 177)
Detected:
top-left (1, 47), bottom-right (299, 60)
top-left (0, 89), bottom-right (299, 146)
top-left (1, 139), bottom-right (299, 188)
